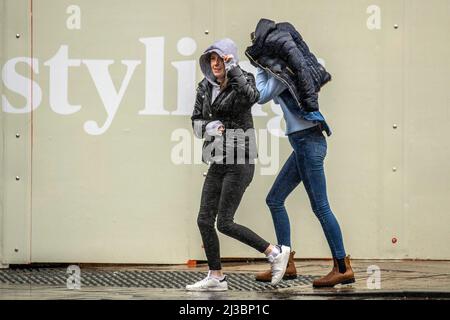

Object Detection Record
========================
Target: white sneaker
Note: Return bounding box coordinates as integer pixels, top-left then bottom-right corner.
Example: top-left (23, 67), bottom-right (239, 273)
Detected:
top-left (269, 245), bottom-right (291, 285)
top-left (185, 272), bottom-right (228, 292)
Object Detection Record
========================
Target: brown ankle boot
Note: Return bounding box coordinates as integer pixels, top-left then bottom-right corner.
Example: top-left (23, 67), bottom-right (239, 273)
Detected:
top-left (255, 251), bottom-right (297, 282)
top-left (312, 255), bottom-right (355, 288)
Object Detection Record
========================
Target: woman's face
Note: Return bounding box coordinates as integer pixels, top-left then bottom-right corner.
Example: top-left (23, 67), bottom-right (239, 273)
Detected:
top-left (210, 52), bottom-right (225, 82)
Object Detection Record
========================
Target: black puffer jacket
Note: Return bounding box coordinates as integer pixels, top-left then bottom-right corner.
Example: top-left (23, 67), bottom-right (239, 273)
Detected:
top-left (191, 65), bottom-right (259, 164)
top-left (245, 18), bottom-right (332, 112)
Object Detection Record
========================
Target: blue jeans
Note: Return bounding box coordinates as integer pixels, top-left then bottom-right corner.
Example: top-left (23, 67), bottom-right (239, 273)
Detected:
top-left (266, 126), bottom-right (346, 259)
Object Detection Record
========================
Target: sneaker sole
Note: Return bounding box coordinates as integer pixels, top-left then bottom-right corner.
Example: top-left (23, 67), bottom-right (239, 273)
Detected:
top-left (186, 287), bottom-right (228, 292)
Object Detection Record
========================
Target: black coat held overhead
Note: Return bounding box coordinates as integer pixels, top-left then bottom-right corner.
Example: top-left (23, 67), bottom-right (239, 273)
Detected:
top-left (245, 18), bottom-right (332, 113)
top-left (191, 66), bottom-right (259, 164)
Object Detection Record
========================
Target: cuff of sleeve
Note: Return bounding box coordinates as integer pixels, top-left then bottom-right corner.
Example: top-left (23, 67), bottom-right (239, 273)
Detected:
top-left (225, 61), bottom-right (237, 72)
top-left (226, 65), bottom-right (242, 77)
top-left (205, 120), bottom-right (224, 136)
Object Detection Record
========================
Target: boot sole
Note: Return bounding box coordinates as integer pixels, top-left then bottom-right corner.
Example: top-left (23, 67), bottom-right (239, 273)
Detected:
top-left (313, 277), bottom-right (355, 288)
top-left (341, 278), bottom-right (356, 285)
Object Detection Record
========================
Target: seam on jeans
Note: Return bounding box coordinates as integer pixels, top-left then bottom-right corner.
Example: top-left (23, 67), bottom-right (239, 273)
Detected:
top-left (295, 136), bottom-right (339, 258)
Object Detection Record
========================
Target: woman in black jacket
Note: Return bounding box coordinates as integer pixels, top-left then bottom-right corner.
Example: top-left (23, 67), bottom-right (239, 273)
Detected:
top-left (187, 38), bottom-right (290, 291)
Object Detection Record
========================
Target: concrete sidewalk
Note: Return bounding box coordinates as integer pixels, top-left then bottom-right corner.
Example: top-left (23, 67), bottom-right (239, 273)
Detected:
top-left (0, 259), bottom-right (449, 300)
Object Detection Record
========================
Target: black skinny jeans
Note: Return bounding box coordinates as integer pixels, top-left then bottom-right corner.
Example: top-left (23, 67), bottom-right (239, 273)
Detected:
top-left (197, 163), bottom-right (270, 270)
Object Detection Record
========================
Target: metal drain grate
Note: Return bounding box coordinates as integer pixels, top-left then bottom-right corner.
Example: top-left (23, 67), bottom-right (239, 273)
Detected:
top-left (0, 268), bottom-right (315, 291)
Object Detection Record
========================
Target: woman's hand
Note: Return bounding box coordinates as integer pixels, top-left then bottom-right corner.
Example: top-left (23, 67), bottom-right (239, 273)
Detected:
top-left (223, 54), bottom-right (237, 71)
top-left (223, 54), bottom-right (233, 63)
top-left (206, 120), bottom-right (225, 136)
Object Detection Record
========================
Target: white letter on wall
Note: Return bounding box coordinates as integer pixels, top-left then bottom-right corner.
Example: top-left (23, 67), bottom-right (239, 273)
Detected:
top-left (171, 61), bottom-right (196, 115)
top-left (2, 57), bottom-right (42, 113)
top-left (66, 5), bottom-right (81, 30)
top-left (171, 128), bottom-right (192, 164)
top-left (171, 37), bottom-right (197, 115)
top-left (138, 37), bottom-right (169, 115)
top-left (82, 59), bottom-right (141, 135)
top-left (367, 5), bottom-right (381, 30)
top-left (44, 45), bottom-right (82, 115)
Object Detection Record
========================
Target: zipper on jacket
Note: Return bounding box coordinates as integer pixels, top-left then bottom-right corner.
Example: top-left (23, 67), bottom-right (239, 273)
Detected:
top-left (210, 83), bottom-right (232, 113)
top-left (202, 82), bottom-right (213, 118)
top-left (245, 51), bottom-right (303, 109)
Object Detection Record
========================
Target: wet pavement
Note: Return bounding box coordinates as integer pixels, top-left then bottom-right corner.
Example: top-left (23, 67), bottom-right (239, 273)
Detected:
top-left (0, 259), bottom-right (449, 300)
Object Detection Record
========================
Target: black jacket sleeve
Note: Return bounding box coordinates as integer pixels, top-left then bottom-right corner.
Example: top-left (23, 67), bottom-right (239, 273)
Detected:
top-left (190, 87), bottom-right (211, 139)
top-left (226, 66), bottom-right (260, 107)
